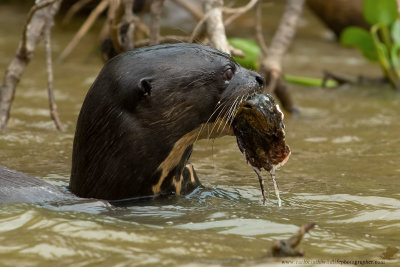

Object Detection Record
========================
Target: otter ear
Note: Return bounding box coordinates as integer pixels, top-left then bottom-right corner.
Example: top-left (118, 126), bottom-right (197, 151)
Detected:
top-left (138, 78), bottom-right (152, 96)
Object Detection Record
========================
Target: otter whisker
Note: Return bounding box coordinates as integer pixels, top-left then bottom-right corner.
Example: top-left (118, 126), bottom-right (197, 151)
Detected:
top-left (233, 93), bottom-right (250, 119)
top-left (218, 95), bottom-right (242, 135)
top-left (206, 99), bottom-right (233, 139)
top-left (224, 92), bottom-right (252, 133)
top-left (230, 93), bottom-right (247, 121)
top-left (214, 92), bottom-right (247, 138)
top-left (226, 94), bottom-right (246, 127)
top-left (194, 100), bottom-right (227, 143)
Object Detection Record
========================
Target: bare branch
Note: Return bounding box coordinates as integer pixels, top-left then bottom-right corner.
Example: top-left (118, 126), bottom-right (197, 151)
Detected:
top-left (20, 0), bottom-right (58, 58)
top-left (110, 1), bottom-right (125, 54)
top-left (258, 0), bottom-right (304, 113)
top-left (171, 0), bottom-right (203, 20)
top-left (44, 20), bottom-right (64, 131)
top-left (99, 0), bottom-right (119, 42)
top-left (62, 0), bottom-right (94, 25)
top-left (57, 0), bottom-right (110, 62)
top-left (262, 0), bottom-right (305, 77)
top-left (120, 0), bottom-right (136, 51)
top-left (0, 0), bottom-right (61, 130)
top-left (255, 0), bottom-right (268, 56)
top-left (135, 35), bottom-right (190, 48)
top-left (132, 16), bottom-right (150, 36)
top-left (149, 0), bottom-right (165, 45)
top-left (189, 11), bottom-right (211, 43)
top-left (223, 0), bottom-right (258, 26)
top-left (203, 0), bottom-right (231, 54)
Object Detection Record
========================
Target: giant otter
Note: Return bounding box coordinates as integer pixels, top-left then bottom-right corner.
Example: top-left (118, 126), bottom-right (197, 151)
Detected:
top-left (0, 43), bottom-right (265, 204)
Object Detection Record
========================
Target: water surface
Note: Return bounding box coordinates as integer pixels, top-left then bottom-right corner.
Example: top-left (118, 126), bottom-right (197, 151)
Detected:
top-left (0, 3), bottom-right (399, 266)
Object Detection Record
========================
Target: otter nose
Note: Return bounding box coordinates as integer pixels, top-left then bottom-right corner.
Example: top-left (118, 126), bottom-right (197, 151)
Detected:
top-left (255, 74), bottom-right (264, 87)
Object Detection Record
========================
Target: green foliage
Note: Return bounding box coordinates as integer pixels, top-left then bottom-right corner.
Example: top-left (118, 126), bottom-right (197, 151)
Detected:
top-left (228, 38), bottom-right (260, 70)
top-left (363, 0), bottom-right (398, 26)
top-left (391, 20), bottom-right (400, 45)
top-left (284, 75), bottom-right (338, 88)
top-left (340, 0), bottom-right (400, 89)
top-left (341, 27), bottom-right (378, 61)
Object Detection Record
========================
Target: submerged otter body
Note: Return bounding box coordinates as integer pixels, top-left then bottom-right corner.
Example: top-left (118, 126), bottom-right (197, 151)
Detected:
top-left (0, 43), bottom-right (264, 204)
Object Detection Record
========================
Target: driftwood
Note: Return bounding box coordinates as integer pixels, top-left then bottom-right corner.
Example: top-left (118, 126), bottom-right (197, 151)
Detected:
top-left (0, 0), bottom-right (62, 131)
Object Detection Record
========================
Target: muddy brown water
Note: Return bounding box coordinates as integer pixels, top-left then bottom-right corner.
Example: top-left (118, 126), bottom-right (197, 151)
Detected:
top-left (0, 2), bottom-right (399, 266)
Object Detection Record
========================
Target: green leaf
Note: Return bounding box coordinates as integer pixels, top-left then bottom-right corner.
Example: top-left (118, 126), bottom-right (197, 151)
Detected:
top-left (284, 74), bottom-right (339, 88)
top-left (228, 38), bottom-right (261, 70)
top-left (390, 43), bottom-right (400, 71)
top-left (391, 20), bottom-right (400, 45)
top-left (340, 27), bottom-right (378, 61)
top-left (363, 0), bottom-right (398, 26)
top-left (371, 25), bottom-right (391, 70)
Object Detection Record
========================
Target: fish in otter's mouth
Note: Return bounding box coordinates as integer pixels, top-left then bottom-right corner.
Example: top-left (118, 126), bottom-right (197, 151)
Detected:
top-left (232, 93), bottom-right (291, 206)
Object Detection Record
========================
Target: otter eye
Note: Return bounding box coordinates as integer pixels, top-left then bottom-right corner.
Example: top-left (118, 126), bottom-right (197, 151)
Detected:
top-left (223, 68), bottom-right (234, 81)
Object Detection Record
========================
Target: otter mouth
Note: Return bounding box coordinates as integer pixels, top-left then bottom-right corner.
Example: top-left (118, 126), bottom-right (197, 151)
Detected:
top-left (232, 93), bottom-right (291, 172)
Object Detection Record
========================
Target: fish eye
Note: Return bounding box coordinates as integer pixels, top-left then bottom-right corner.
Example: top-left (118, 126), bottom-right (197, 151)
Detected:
top-left (223, 68), bottom-right (234, 81)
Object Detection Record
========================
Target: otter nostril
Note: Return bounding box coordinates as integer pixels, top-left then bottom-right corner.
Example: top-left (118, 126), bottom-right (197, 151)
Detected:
top-left (255, 74), bottom-right (264, 87)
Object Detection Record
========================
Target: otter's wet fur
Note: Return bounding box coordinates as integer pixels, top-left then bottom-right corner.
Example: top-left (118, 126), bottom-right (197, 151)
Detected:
top-left (70, 43), bottom-right (265, 200)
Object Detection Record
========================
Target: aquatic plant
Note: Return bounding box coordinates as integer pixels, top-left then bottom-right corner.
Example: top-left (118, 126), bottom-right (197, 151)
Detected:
top-left (341, 0), bottom-right (400, 90)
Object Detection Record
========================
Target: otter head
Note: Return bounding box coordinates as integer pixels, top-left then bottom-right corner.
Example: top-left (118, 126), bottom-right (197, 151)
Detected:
top-left (69, 43), bottom-right (264, 200)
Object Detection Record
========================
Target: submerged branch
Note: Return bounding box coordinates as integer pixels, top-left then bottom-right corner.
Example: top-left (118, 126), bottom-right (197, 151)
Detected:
top-left (270, 222), bottom-right (316, 257)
